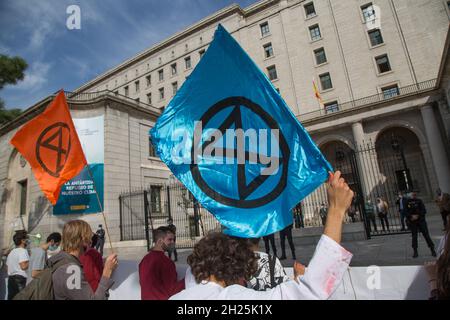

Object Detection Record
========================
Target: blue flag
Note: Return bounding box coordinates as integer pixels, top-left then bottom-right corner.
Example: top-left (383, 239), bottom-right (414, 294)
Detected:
top-left (150, 24), bottom-right (332, 238)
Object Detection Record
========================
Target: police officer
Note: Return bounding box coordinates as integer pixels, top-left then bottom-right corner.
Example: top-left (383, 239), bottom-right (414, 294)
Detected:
top-left (405, 192), bottom-right (437, 258)
top-left (167, 218), bottom-right (178, 262)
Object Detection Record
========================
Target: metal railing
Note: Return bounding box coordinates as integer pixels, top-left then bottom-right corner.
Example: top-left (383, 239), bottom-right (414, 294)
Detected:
top-left (60, 90), bottom-right (161, 113)
top-left (298, 79), bottom-right (437, 122)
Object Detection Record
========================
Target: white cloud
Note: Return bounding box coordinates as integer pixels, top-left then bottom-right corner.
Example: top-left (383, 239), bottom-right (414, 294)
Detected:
top-left (10, 61), bottom-right (52, 91)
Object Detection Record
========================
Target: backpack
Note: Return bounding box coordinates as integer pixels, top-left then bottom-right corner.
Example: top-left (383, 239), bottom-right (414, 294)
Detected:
top-left (13, 257), bottom-right (71, 300)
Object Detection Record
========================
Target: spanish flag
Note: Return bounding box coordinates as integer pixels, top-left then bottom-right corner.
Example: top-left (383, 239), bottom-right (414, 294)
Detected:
top-left (313, 78), bottom-right (324, 106)
top-left (10, 90), bottom-right (87, 205)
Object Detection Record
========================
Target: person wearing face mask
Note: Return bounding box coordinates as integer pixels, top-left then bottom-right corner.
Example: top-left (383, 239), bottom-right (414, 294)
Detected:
top-left (6, 230), bottom-right (30, 299)
top-left (364, 197), bottom-right (378, 233)
top-left (139, 226), bottom-right (185, 300)
top-left (28, 232), bottom-right (61, 283)
top-left (49, 220), bottom-right (118, 300)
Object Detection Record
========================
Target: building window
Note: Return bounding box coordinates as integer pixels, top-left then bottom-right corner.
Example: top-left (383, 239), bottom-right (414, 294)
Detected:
top-left (124, 74), bottom-right (128, 82)
top-left (158, 57), bottom-right (162, 65)
top-left (124, 86), bottom-right (129, 96)
top-left (185, 56), bottom-right (191, 69)
top-left (158, 69), bottom-right (164, 81)
top-left (171, 50), bottom-right (175, 58)
top-left (150, 186), bottom-right (162, 213)
top-left (375, 54), bottom-right (392, 73)
top-left (147, 93), bottom-right (152, 104)
top-left (171, 63), bottom-right (177, 76)
top-left (447, 0), bottom-right (450, 10)
top-left (135, 80), bottom-right (140, 93)
top-left (185, 44), bottom-right (189, 51)
top-left (382, 84), bottom-right (399, 99)
top-left (135, 69), bottom-right (139, 77)
top-left (361, 3), bottom-right (376, 22)
top-left (267, 65), bottom-right (278, 81)
top-left (172, 82), bottom-right (178, 95)
top-left (368, 29), bottom-right (384, 46)
top-left (115, 79), bottom-right (118, 86)
top-left (159, 87), bottom-right (164, 100)
top-left (304, 2), bottom-right (316, 18)
top-left (114, 90), bottom-right (119, 96)
top-left (324, 101), bottom-right (339, 114)
top-left (147, 63), bottom-right (150, 70)
top-left (260, 22), bottom-right (270, 37)
top-left (309, 24), bottom-right (321, 41)
top-left (199, 49), bottom-right (205, 59)
top-left (146, 75), bottom-right (151, 87)
top-left (319, 72), bottom-right (332, 90)
top-left (19, 180), bottom-right (27, 216)
top-left (314, 47), bottom-right (327, 65)
top-left (263, 43), bottom-right (274, 58)
top-left (149, 137), bottom-right (156, 157)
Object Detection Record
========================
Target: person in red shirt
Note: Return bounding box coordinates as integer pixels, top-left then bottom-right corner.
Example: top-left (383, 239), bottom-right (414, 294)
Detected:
top-left (139, 226), bottom-right (185, 300)
top-left (79, 234), bottom-right (104, 292)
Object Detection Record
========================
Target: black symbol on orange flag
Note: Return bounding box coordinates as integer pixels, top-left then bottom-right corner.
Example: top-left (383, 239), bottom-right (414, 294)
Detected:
top-left (190, 96), bottom-right (290, 209)
top-left (36, 122), bottom-right (72, 177)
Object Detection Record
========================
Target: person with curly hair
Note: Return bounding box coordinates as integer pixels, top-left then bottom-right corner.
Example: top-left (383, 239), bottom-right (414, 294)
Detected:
top-left (170, 171), bottom-right (354, 300)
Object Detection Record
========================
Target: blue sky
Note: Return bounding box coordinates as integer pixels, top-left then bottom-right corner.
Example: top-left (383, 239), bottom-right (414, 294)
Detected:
top-left (0, 0), bottom-right (257, 109)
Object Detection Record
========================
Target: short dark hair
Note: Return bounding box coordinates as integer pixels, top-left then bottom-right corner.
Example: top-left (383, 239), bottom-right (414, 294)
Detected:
top-left (13, 230), bottom-right (28, 246)
top-left (46, 232), bottom-right (62, 244)
top-left (187, 232), bottom-right (258, 286)
top-left (153, 226), bottom-right (173, 243)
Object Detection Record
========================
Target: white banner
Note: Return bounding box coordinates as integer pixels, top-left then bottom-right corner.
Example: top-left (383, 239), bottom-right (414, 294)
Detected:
top-left (108, 262), bottom-right (430, 300)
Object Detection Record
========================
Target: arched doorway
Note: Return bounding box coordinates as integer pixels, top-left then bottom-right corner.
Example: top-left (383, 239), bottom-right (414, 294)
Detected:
top-left (299, 140), bottom-right (364, 228)
top-left (375, 127), bottom-right (431, 201)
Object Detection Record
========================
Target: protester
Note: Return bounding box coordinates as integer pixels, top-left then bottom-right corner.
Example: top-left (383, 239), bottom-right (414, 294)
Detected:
top-left (170, 171), bottom-right (354, 300)
top-left (279, 224), bottom-right (296, 260)
top-left (376, 197), bottom-right (390, 231)
top-left (79, 234), bottom-right (104, 292)
top-left (319, 203), bottom-right (327, 226)
top-left (166, 218), bottom-right (178, 262)
top-left (424, 222), bottom-right (450, 300)
top-left (396, 191), bottom-right (409, 231)
top-left (262, 233), bottom-right (277, 257)
top-left (435, 188), bottom-right (450, 231)
top-left (139, 226), bottom-right (185, 300)
top-left (247, 237), bottom-right (290, 291)
top-left (28, 232), bottom-right (61, 283)
top-left (406, 192), bottom-right (436, 258)
top-left (49, 220), bottom-right (118, 300)
top-left (364, 198), bottom-right (377, 232)
top-left (95, 224), bottom-right (106, 256)
top-left (6, 230), bottom-right (30, 300)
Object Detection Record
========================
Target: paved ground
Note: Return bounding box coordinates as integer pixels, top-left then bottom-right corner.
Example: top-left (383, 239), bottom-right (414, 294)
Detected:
top-left (170, 212), bottom-right (446, 268)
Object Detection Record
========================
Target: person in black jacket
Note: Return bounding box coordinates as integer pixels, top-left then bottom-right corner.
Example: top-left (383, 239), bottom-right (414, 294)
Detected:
top-left (405, 192), bottom-right (436, 258)
top-left (396, 191), bottom-right (409, 231)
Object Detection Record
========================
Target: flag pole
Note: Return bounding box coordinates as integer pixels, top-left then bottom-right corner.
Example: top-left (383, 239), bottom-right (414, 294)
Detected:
top-left (85, 165), bottom-right (114, 254)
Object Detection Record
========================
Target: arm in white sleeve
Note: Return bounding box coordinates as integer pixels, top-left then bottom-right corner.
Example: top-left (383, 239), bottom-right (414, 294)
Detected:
top-left (225, 234), bottom-right (352, 300)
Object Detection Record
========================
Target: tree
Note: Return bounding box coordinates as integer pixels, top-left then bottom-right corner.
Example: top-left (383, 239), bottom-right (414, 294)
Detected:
top-left (0, 54), bottom-right (28, 90)
top-left (0, 54), bottom-right (28, 125)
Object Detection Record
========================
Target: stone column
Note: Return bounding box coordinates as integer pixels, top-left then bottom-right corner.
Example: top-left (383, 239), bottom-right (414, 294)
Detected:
top-left (351, 122), bottom-right (369, 197)
top-left (420, 105), bottom-right (450, 193)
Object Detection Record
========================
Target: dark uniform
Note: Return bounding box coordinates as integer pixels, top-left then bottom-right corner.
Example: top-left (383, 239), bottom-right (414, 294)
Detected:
top-left (405, 196), bottom-right (436, 258)
top-left (279, 224), bottom-right (296, 260)
top-left (95, 226), bottom-right (105, 257)
top-left (263, 233), bottom-right (277, 257)
top-left (167, 223), bottom-right (178, 262)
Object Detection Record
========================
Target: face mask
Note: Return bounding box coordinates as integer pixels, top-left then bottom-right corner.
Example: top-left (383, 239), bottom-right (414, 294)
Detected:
top-left (48, 244), bottom-right (59, 251)
top-left (162, 242), bottom-right (175, 252)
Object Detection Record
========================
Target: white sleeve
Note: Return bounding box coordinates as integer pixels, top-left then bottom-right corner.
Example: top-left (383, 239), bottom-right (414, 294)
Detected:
top-left (184, 266), bottom-right (198, 289)
top-left (225, 235), bottom-right (352, 300)
top-left (18, 249), bottom-right (30, 263)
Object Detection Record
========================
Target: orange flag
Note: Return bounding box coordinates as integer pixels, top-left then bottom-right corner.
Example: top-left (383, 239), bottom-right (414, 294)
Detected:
top-left (10, 90), bottom-right (87, 205)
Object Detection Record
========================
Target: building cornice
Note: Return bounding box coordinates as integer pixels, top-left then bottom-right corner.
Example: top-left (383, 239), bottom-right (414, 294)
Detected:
top-left (74, 0), bottom-right (283, 93)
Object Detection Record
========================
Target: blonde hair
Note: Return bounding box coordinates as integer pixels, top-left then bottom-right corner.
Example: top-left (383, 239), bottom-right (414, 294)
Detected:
top-left (62, 220), bottom-right (93, 252)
